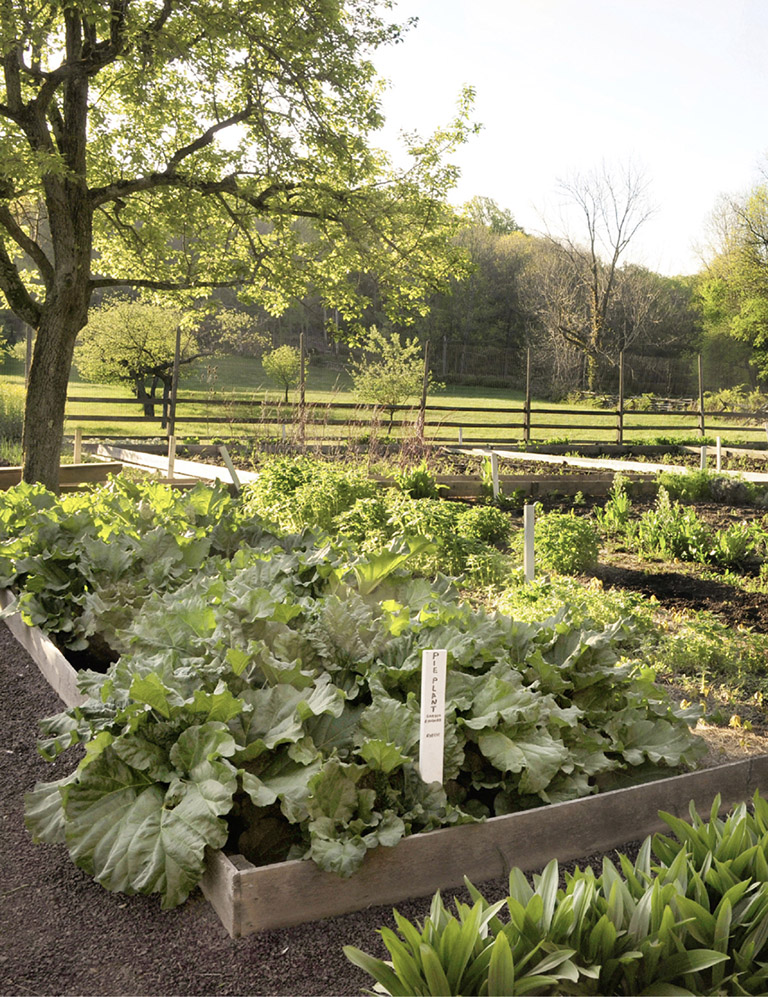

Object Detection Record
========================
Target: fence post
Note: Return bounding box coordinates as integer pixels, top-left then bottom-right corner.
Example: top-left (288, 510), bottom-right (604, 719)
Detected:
top-left (299, 332), bottom-right (306, 446)
top-left (417, 340), bottom-right (430, 443)
top-left (698, 354), bottom-right (705, 438)
top-left (524, 347), bottom-right (531, 445)
top-left (168, 324), bottom-right (181, 440)
top-left (616, 351), bottom-right (624, 446)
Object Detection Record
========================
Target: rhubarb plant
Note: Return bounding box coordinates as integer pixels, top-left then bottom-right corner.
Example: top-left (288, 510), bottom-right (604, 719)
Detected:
top-left (26, 531), bottom-right (705, 908)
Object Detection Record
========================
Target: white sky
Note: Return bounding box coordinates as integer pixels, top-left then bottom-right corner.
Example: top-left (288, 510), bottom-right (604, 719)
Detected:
top-left (372, 0), bottom-right (768, 276)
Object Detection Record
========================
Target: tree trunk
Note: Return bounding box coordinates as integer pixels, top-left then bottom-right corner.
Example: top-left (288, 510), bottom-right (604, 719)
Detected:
top-left (22, 291), bottom-right (89, 489)
top-left (136, 379), bottom-right (156, 418)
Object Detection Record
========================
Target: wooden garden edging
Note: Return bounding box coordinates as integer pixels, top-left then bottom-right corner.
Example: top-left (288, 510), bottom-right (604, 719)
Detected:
top-left (5, 586), bottom-right (768, 937)
top-left (0, 462), bottom-right (123, 491)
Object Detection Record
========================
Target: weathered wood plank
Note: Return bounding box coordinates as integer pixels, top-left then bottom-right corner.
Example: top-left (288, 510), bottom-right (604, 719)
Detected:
top-left (211, 757), bottom-right (768, 935)
top-left (88, 444), bottom-right (260, 484)
top-left (0, 589), bottom-right (85, 707)
top-left (0, 462), bottom-right (123, 490)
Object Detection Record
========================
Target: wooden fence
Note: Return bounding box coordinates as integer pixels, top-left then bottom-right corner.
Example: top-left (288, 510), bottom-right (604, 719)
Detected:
top-left (58, 351), bottom-right (768, 447)
top-left (62, 391), bottom-right (768, 447)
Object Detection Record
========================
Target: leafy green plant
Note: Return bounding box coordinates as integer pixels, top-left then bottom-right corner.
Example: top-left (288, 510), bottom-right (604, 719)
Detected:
top-left (595, 473), bottom-right (632, 536)
top-left (347, 792), bottom-right (768, 996)
top-left (394, 460), bottom-right (444, 500)
top-left (635, 486), bottom-right (713, 563)
top-left (23, 508), bottom-right (703, 908)
top-left (456, 505), bottom-right (512, 546)
top-left (635, 487), bottom-right (756, 569)
top-left (533, 512), bottom-right (599, 575)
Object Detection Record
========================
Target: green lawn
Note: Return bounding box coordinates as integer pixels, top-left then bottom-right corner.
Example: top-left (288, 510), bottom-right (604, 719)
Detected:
top-left (0, 352), bottom-right (763, 448)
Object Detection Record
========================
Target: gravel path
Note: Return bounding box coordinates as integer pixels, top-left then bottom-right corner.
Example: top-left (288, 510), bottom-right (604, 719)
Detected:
top-left (0, 620), bottom-right (640, 997)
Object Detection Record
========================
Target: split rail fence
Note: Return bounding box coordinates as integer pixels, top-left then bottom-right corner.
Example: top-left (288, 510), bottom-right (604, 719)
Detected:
top-left (61, 351), bottom-right (768, 448)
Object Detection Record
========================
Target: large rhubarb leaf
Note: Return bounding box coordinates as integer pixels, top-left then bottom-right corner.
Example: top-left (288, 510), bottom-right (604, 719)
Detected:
top-left (62, 724), bottom-right (238, 908)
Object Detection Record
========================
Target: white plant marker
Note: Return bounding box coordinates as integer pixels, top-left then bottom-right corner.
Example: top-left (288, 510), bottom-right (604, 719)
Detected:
top-left (219, 445), bottom-right (241, 492)
top-left (73, 426), bottom-right (82, 464)
top-left (700, 445), bottom-right (707, 471)
top-left (716, 437), bottom-right (722, 472)
top-left (523, 503), bottom-right (535, 583)
top-left (458, 427), bottom-right (463, 444)
top-left (419, 649), bottom-right (447, 784)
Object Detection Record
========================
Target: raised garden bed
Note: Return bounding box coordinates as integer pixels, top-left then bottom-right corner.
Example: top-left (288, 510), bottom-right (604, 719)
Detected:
top-left (6, 587), bottom-right (768, 938)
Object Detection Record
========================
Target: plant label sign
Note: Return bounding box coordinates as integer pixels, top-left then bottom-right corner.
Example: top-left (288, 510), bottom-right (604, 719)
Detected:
top-left (419, 649), bottom-right (447, 784)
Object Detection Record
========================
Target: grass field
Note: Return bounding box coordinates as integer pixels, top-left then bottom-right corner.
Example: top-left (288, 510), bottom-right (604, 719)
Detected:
top-left (1, 352), bottom-right (764, 449)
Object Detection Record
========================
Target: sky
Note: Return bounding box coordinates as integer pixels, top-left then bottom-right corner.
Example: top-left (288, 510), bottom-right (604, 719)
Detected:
top-left (372, 0), bottom-right (768, 276)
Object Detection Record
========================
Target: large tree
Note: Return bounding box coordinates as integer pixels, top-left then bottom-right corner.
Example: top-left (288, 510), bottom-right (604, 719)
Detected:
top-left (0, 1), bottom-right (472, 488)
top-left (538, 163), bottom-right (656, 390)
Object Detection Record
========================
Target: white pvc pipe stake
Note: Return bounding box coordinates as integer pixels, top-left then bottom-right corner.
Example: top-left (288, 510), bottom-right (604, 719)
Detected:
top-left (700, 446), bottom-right (707, 471)
top-left (73, 426), bottom-right (82, 464)
top-left (490, 452), bottom-right (499, 500)
top-left (458, 427), bottom-right (463, 444)
top-left (167, 435), bottom-right (176, 480)
top-left (219, 445), bottom-right (242, 492)
top-left (523, 503), bottom-right (535, 583)
top-left (419, 649), bottom-right (447, 784)
top-left (716, 437), bottom-right (722, 472)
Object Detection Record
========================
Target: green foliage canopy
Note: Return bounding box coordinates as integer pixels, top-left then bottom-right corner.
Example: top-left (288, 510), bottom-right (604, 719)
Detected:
top-left (348, 325), bottom-right (429, 428)
top-left (0, 1), bottom-right (475, 487)
top-left (74, 300), bottom-right (198, 410)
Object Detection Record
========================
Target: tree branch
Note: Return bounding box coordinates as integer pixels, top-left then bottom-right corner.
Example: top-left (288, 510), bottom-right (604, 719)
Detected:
top-left (0, 206), bottom-right (54, 289)
top-left (0, 239), bottom-right (42, 327)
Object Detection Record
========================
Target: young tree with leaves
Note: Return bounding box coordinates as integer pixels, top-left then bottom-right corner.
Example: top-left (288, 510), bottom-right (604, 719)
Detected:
top-left (261, 345), bottom-right (301, 403)
top-left (348, 326), bottom-right (428, 432)
top-left (0, 2), bottom-right (474, 488)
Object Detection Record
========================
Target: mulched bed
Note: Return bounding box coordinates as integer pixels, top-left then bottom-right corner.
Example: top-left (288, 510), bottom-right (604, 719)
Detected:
top-left (1, 621), bottom-right (642, 997)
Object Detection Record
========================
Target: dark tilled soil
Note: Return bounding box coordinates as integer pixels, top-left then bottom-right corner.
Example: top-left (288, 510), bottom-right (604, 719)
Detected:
top-left (592, 556), bottom-right (768, 633)
top-left (1, 622), bottom-right (640, 997)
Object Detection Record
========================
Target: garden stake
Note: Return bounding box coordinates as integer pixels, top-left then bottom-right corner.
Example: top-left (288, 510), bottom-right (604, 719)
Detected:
top-left (524, 503), bottom-right (535, 582)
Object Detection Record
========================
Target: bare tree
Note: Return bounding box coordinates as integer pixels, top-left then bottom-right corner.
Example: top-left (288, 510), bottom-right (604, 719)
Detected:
top-left (538, 163), bottom-right (656, 390)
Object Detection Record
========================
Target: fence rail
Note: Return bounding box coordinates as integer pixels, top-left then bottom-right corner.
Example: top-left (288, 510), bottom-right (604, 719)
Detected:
top-left (61, 391), bottom-right (768, 446)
